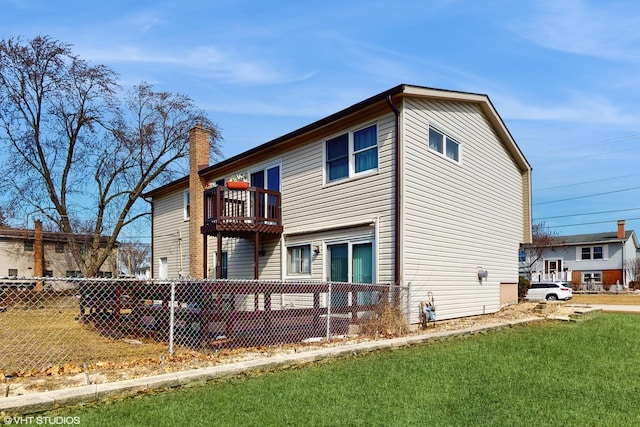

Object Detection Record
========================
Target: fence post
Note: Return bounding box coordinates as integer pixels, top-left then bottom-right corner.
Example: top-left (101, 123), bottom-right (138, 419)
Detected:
top-left (326, 282), bottom-right (332, 341)
top-left (169, 281), bottom-right (175, 356)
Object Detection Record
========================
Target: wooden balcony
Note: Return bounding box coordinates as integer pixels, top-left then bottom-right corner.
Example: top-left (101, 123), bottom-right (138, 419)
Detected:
top-left (200, 186), bottom-right (283, 238)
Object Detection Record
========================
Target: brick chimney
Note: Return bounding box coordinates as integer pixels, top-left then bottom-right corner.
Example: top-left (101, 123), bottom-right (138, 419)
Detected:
top-left (617, 220), bottom-right (626, 239)
top-left (33, 220), bottom-right (44, 290)
top-left (33, 220), bottom-right (44, 277)
top-left (189, 124), bottom-right (210, 278)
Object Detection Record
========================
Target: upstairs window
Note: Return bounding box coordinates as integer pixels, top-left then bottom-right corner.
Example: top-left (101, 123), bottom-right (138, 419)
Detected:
top-left (55, 242), bottom-right (64, 253)
top-left (579, 245), bottom-right (606, 260)
top-left (593, 246), bottom-right (603, 259)
top-left (326, 124), bottom-right (378, 183)
top-left (326, 134), bottom-right (349, 181)
top-left (24, 240), bottom-right (34, 251)
top-left (428, 126), bottom-right (460, 162)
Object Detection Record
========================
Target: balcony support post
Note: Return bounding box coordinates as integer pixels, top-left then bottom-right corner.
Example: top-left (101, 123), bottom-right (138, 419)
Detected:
top-left (216, 231), bottom-right (223, 279)
top-left (254, 232), bottom-right (260, 280)
top-left (203, 233), bottom-right (208, 278)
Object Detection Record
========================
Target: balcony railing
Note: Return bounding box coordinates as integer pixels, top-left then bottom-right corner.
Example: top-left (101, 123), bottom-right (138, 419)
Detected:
top-left (201, 186), bottom-right (283, 236)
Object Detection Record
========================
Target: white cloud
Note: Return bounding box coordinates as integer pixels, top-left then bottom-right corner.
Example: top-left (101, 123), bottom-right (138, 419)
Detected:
top-left (511, 0), bottom-right (640, 61)
top-left (76, 44), bottom-right (315, 85)
top-left (493, 90), bottom-right (640, 125)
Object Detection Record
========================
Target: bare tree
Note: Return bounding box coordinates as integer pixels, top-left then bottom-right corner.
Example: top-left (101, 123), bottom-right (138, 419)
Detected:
top-left (0, 36), bottom-right (222, 276)
top-left (119, 241), bottom-right (151, 277)
top-left (520, 222), bottom-right (558, 280)
top-left (626, 258), bottom-right (640, 289)
top-left (0, 208), bottom-right (8, 228)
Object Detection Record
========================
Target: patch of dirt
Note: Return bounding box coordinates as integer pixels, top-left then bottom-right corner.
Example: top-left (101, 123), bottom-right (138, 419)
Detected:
top-left (2, 301), bottom-right (584, 397)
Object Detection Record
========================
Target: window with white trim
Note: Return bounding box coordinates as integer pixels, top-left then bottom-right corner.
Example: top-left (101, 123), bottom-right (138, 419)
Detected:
top-left (184, 190), bottom-right (190, 221)
top-left (583, 272), bottom-right (602, 284)
top-left (325, 124), bottom-right (378, 182)
top-left (428, 126), bottom-right (460, 162)
top-left (287, 245), bottom-right (311, 275)
top-left (578, 245), bottom-right (606, 260)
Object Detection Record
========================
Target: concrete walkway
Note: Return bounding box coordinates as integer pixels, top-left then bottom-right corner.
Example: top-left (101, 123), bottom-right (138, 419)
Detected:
top-left (2, 305), bottom-right (636, 416)
top-left (571, 304), bottom-right (640, 313)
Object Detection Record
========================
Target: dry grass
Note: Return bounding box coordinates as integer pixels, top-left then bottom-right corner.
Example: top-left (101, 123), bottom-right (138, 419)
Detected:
top-left (0, 306), bottom-right (168, 376)
top-left (3, 292), bottom-right (637, 396)
top-left (359, 303), bottom-right (410, 337)
top-left (571, 292), bottom-right (640, 305)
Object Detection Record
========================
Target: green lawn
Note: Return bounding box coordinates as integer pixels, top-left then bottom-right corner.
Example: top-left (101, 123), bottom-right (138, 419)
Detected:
top-left (55, 313), bottom-right (640, 426)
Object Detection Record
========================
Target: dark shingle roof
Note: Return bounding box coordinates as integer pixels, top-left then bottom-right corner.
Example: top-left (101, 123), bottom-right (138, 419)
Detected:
top-left (552, 230), bottom-right (634, 246)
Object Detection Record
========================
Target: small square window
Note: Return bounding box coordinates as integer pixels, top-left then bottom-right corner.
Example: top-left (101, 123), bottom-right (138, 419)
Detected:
top-left (55, 242), bottom-right (64, 253)
top-left (8, 268), bottom-right (17, 277)
top-left (428, 126), bottom-right (461, 162)
top-left (288, 245), bottom-right (311, 275)
top-left (24, 240), bottom-right (34, 251)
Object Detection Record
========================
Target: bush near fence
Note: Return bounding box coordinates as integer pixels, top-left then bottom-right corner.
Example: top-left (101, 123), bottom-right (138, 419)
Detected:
top-left (0, 277), bottom-right (407, 375)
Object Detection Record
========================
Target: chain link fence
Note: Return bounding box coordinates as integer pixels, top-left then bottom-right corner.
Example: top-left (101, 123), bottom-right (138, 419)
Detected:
top-left (0, 277), bottom-right (408, 376)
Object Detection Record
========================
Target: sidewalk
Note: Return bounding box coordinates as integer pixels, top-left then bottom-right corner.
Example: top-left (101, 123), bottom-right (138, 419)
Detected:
top-left (578, 304), bottom-right (640, 313)
top-left (0, 316), bottom-right (545, 416)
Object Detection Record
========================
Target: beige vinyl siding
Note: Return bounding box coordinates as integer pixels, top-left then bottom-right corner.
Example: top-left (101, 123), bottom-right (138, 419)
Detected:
top-left (0, 239), bottom-right (116, 278)
top-left (280, 113), bottom-right (396, 285)
top-left (152, 189), bottom-right (190, 278)
top-left (281, 225), bottom-right (376, 309)
top-left (0, 240), bottom-right (33, 277)
top-left (403, 97), bottom-right (524, 323)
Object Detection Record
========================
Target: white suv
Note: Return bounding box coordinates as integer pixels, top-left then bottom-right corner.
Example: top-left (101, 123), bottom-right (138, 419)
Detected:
top-left (525, 282), bottom-right (573, 302)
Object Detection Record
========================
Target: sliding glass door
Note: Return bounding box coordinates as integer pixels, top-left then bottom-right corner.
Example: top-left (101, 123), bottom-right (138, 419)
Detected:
top-left (328, 241), bottom-right (374, 307)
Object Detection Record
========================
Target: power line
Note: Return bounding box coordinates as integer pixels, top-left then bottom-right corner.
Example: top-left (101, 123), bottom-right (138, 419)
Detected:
top-left (534, 173), bottom-right (640, 192)
top-left (533, 186), bottom-right (640, 205)
top-left (534, 207), bottom-right (640, 220)
top-left (527, 134), bottom-right (640, 158)
top-left (532, 145), bottom-right (639, 167)
top-left (545, 217), bottom-right (640, 229)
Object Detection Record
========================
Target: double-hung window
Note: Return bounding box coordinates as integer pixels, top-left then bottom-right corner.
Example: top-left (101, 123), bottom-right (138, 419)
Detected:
top-left (288, 245), bottom-right (311, 275)
top-left (326, 124), bottom-right (378, 182)
top-left (428, 126), bottom-right (460, 162)
top-left (579, 245), bottom-right (606, 260)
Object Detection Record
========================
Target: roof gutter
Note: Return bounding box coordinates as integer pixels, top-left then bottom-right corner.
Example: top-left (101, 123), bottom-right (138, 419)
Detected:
top-left (386, 94), bottom-right (401, 286)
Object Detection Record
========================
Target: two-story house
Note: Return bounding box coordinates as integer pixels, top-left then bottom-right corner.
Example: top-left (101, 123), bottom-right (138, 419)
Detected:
top-left (145, 84), bottom-right (532, 324)
top-left (530, 220), bottom-right (638, 290)
top-left (0, 220), bottom-right (119, 279)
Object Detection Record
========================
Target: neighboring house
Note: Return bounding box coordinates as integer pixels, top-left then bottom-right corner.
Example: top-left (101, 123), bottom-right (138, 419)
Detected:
top-left (145, 84), bottom-right (532, 324)
top-left (133, 264), bottom-right (151, 279)
top-left (529, 220), bottom-right (638, 290)
top-left (0, 220), bottom-right (118, 279)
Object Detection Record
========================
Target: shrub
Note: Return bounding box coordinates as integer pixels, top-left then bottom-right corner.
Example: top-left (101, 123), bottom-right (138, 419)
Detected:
top-left (359, 302), bottom-right (409, 338)
top-left (518, 276), bottom-right (530, 300)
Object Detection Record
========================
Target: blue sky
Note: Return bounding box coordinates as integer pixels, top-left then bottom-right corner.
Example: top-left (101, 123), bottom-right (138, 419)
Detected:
top-left (3, 0), bottom-right (640, 238)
